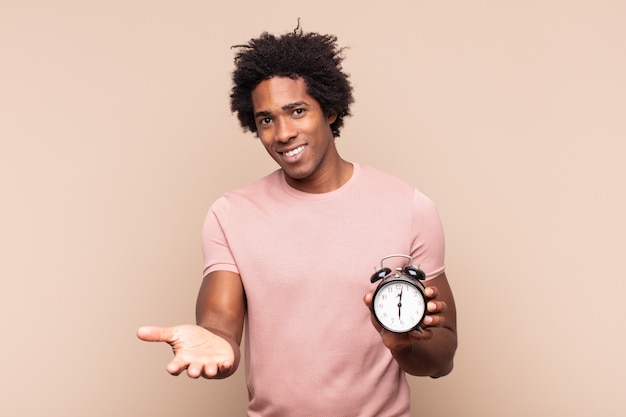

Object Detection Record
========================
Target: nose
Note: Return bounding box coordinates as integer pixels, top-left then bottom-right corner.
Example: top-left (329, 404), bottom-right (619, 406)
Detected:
top-left (275, 118), bottom-right (297, 143)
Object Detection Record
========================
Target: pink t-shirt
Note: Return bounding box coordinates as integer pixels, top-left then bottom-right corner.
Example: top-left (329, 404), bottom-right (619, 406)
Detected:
top-left (202, 163), bottom-right (445, 417)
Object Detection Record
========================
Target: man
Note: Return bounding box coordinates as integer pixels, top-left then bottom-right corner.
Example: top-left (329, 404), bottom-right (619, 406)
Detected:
top-left (137, 29), bottom-right (457, 416)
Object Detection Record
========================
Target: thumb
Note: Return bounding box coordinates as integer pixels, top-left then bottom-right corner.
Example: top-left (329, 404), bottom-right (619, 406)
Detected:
top-left (136, 325), bottom-right (173, 343)
top-left (363, 292), bottom-right (373, 307)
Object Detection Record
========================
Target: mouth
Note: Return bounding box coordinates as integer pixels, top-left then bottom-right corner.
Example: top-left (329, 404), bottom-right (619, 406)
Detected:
top-left (279, 144), bottom-right (306, 158)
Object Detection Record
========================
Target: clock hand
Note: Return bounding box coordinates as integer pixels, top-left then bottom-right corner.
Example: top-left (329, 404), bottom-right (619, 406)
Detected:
top-left (397, 289), bottom-right (403, 319)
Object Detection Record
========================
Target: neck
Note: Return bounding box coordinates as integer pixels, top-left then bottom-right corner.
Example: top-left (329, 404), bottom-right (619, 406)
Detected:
top-left (285, 159), bottom-right (354, 194)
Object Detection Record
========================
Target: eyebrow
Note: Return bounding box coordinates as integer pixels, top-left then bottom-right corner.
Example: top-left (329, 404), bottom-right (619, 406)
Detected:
top-left (254, 101), bottom-right (309, 119)
top-left (282, 101), bottom-right (308, 110)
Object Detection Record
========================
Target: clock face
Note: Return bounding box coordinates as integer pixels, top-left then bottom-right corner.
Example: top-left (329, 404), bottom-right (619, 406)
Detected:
top-left (373, 278), bottom-right (426, 333)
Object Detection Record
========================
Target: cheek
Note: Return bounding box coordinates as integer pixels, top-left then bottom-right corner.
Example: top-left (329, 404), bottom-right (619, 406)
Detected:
top-left (256, 133), bottom-right (273, 149)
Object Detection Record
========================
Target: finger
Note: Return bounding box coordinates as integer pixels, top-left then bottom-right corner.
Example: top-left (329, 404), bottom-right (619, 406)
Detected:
top-left (424, 286), bottom-right (440, 299)
top-left (136, 326), bottom-right (174, 343)
top-left (363, 292), bottom-right (373, 307)
top-left (202, 363), bottom-right (218, 378)
top-left (218, 359), bottom-right (233, 372)
top-left (169, 357), bottom-right (225, 379)
top-left (214, 360), bottom-right (235, 378)
top-left (165, 357), bottom-right (189, 376)
top-left (427, 300), bottom-right (447, 314)
top-left (187, 361), bottom-right (210, 379)
top-left (423, 314), bottom-right (445, 328)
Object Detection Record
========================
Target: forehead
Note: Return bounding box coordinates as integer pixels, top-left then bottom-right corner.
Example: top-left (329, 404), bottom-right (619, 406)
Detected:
top-left (251, 76), bottom-right (317, 112)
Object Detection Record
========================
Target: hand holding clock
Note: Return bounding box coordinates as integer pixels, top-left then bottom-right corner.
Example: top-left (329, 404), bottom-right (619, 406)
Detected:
top-left (364, 284), bottom-right (447, 342)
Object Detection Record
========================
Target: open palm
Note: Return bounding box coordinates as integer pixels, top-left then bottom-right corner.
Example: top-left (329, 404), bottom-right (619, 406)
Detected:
top-left (137, 324), bottom-right (236, 379)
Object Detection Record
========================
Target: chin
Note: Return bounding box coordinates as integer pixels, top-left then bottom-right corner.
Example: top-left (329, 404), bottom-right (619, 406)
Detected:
top-left (279, 162), bottom-right (307, 176)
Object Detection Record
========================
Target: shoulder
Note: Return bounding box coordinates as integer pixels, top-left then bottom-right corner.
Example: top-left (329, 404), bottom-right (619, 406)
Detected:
top-left (355, 164), bottom-right (439, 217)
top-left (214, 169), bottom-right (282, 203)
top-left (208, 169), bottom-right (283, 217)
top-left (231, 169), bottom-right (282, 195)
top-left (359, 164), bottom-right (412, 184)
top-left (356, 164), bottom-right (417, 195)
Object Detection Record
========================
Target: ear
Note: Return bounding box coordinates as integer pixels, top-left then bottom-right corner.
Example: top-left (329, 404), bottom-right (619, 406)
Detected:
top-left (327, 112), bottom-right (337, 125)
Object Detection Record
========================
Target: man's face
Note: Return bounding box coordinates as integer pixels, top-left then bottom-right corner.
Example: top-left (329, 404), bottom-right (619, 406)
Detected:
top-left (251, 76), bottom-right (339, 193)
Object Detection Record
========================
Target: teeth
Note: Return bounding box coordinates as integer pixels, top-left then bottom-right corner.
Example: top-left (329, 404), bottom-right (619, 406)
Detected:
top-left (283, 145), bottom-right (305, 157)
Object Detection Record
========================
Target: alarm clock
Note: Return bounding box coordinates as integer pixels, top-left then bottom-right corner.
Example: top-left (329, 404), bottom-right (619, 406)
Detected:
top-left (370, 254), bottom-right (427, 333)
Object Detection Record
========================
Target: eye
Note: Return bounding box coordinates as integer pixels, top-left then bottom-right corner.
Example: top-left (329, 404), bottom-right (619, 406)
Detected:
top-left (292, 108), bottom-right (305, 117)
top-left (258, 117), bottom-right (272, 126)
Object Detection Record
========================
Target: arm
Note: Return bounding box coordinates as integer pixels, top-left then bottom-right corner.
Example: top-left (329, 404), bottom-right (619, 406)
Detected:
top-left (195, 270), bottom-right (246, 377)
top-left (137, 270), bottom-right (246, 379)
top-left (364, 272), bottom-right (457, 377)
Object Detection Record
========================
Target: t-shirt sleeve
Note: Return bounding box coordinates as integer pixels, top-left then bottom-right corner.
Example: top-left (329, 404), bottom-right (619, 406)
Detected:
top-left (201, 195), bottom-right (239, 277)
top-left (410, 190), bottom-right (446, 280)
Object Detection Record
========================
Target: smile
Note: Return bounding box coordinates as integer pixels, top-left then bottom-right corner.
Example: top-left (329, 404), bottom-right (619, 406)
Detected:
top-left (281, 145), bottom-right (306, 157)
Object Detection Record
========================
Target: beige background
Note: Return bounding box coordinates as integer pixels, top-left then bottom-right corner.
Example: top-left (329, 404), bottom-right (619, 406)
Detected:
top-left (2, 1), bottom-right (625, 416)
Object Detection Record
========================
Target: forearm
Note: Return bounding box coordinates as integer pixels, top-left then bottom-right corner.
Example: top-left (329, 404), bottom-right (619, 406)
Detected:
top-left (196, 270), bottom-right (246, 336)
top-left (195, 271), bottom-right (247, 376)
top-left (392, 326), bottom-right (457, 377)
